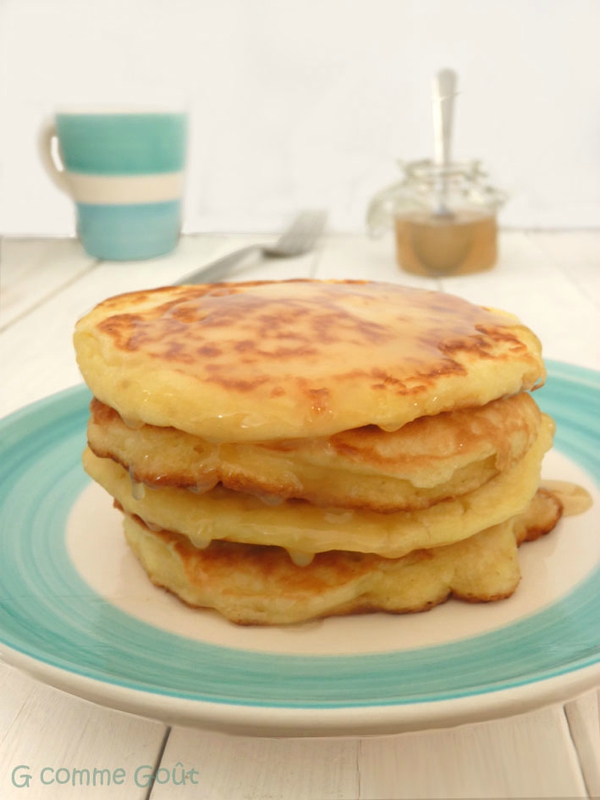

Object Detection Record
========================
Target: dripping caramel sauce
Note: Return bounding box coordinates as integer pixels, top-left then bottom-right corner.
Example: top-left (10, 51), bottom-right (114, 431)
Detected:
top-left (540, 480), bottom-right (593, 517)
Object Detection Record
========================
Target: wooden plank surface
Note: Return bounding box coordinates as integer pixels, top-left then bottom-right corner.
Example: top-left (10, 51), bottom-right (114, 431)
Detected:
top-left (0, 666), bottom-right (167, 800)
top-left (565, 690), bottom-right (600, 798)
top-left (357, 706), bottom-right (588, 799)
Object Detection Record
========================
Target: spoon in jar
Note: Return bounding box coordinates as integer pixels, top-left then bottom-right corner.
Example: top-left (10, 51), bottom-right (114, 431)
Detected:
top-left (432, 68), bottom-right (458, 218)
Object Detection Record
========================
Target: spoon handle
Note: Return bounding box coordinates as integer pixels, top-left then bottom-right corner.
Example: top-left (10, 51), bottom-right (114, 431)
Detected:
top-left (432, 68), bottom-right (458, 167)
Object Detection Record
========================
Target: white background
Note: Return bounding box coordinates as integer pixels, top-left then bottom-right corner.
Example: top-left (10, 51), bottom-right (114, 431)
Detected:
top-left (0, 0), bottom-right (598, 235)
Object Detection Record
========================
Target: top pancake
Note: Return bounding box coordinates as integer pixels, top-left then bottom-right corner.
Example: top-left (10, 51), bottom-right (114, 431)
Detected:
top-left (74, 280), bottom-right (545, 442)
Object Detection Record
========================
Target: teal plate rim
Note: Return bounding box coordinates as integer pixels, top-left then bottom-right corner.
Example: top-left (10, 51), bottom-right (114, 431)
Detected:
top-left (0, 360), bottom-right (599, 720)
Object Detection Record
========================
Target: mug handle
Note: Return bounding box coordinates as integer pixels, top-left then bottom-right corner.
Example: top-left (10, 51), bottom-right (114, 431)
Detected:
top-left (38, 120), bottom-right (71, 195)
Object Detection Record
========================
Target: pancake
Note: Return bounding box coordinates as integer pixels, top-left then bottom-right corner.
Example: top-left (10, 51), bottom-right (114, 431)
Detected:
top-left (87, 392), bottom-right (542, 513)
top-left (75, 279), bottom-right (561, 627)
top-left (74, 280), bottom-right (545, 442)
top-left (121, 488), bottom-right (563, 625)
top-left (82, 413), bottom-right (554, 562)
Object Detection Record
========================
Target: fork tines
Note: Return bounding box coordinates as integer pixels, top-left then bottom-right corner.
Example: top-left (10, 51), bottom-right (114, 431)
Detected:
top-left (270, 210), bottom-right (328, 257)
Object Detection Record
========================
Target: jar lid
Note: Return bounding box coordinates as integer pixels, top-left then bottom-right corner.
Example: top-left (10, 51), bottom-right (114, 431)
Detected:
top-left (367, 158), bottom-right (507, 236)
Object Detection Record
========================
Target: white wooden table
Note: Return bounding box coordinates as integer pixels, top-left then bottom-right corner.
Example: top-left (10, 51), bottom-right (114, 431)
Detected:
top-left (0, 230), bottom-right (599, 799)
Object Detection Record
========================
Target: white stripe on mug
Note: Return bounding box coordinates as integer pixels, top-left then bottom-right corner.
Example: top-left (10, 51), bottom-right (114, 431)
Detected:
top-left (58, 171), bottom-right (185, 205)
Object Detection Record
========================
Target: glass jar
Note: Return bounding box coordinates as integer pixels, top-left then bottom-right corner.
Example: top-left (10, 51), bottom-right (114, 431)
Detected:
top-left (367, 159), bottom-right (506, 276)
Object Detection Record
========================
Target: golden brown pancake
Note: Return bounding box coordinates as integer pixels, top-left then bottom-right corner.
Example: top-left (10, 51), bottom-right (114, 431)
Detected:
top-left (74, 279), bottom-right (563, 626)
top-left (121, 489), bottom-right (563, 625)
top-left (74, 280), bottom-right (545, 442)
top-left (87, 392), bottom-right (542, 512)
top-left (82, 413), bottom-right (554, 562)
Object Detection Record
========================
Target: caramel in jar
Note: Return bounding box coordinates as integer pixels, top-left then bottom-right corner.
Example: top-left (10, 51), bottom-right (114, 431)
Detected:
top-left (367, 159), bottom-right (506, 278)
top-left (394, 210), bottom-right (498, 276)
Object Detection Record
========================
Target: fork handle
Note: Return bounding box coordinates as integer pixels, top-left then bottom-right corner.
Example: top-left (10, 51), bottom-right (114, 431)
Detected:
top-left (175, 244), bottom-right (262, 285)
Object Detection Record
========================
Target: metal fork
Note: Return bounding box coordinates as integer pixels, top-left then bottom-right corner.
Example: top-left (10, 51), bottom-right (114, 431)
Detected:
top-left (176, 210), bottom-right (327, 285)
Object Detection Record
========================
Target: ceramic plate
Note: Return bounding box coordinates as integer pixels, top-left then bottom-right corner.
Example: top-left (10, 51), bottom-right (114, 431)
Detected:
top-left (0, 361), bottom-right (598, 737)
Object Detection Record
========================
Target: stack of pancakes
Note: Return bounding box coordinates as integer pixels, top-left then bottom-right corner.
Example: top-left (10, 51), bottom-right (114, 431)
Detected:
top-left (74, 279), bottom-right (562, 625)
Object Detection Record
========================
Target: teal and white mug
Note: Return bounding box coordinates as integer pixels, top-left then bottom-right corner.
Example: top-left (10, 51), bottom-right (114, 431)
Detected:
top-left (38, 108), bottom-right (188, 260)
